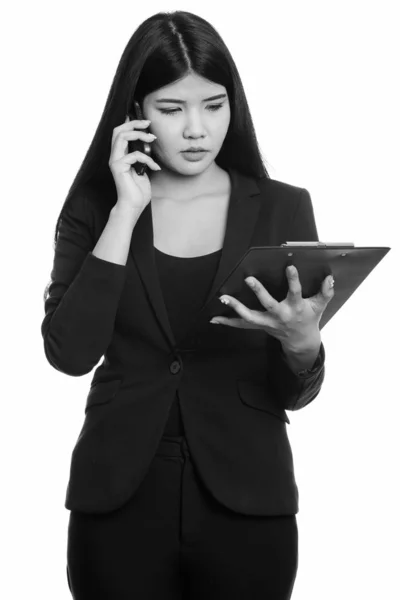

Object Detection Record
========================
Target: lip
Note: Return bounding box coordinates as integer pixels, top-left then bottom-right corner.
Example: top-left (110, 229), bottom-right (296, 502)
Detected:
top-left (181, 150), bottom-right (209, 153)
top-left (181, 150), bottom-right (208, 162)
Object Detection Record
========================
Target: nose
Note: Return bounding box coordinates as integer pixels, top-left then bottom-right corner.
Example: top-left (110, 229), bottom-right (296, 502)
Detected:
top-left (183, 110), bottom-right (207, 138)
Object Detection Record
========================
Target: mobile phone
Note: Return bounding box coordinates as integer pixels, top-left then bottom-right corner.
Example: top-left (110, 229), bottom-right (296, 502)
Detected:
top-left (127, 100), bottom-right (152, 176)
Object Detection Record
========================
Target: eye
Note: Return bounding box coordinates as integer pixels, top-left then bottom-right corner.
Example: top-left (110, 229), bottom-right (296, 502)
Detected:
top-left (159, 104), bottom-right (224, 115)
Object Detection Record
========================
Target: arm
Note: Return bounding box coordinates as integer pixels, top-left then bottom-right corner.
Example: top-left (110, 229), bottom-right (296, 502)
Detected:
top-left (266, 187), bottom-right (326, 411)
top-left (41, 191), bottom-right (141, 376)
top-left (274, 339), bottom-right (326, 411)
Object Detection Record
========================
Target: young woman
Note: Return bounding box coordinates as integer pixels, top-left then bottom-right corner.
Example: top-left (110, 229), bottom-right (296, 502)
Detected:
top-left (42, 10), bottom-right (334, 599)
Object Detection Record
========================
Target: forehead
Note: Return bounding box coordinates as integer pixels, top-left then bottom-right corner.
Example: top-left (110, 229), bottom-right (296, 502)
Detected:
top-left (151, 73), bottom-right (226, 102)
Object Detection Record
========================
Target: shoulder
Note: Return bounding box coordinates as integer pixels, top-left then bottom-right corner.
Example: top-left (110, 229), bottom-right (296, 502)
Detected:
top-left (255, 176), bottom-right (312, 215)
top-left (257, 176), bottom-right (306, 199)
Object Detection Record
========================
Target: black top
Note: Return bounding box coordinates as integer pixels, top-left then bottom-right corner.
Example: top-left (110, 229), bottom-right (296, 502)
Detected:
top-left (154, 246), bottom-right (223, 436)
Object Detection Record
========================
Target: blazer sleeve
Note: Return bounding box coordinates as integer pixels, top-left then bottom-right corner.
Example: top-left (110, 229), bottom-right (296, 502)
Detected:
top-left (41, 191), bottom-right (127, 376)
top-left (267, 187), bottom-right (326, 411)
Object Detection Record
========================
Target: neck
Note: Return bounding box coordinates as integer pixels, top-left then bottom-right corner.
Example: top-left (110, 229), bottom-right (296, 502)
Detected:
top-left (149, 163), bottom-right (224, 201)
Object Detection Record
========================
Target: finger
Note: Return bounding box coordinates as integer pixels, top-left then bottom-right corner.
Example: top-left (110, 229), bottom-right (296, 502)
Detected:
top-left (112, 117), bottom-right (150, 145)
top-left (211, 316), bottom-right (247, 328)
top-left (286, 265), bottom-right (302, 304)
top-left (323, 275), bottom-right (335, 302)
top-left (210, 316), bottom-right (262, 329)
top-left (314, 274), bottom-right (335, 310)
top-left (244, 277), bottom-right (278, 311)
top-left (218, 295), bottom-right (272, 328)
top-left (125, 150), bottom-right (160, 170)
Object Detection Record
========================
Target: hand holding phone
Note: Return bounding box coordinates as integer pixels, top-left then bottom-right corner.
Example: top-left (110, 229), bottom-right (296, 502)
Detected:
top-left (108, 103), bottom-right (161, 212)
top-left (127, 101), bottom-right (153, 176)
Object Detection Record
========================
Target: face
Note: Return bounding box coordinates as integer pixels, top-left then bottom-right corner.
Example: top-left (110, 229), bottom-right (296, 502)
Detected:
top-left (142, 72), bottom-right (230, 180)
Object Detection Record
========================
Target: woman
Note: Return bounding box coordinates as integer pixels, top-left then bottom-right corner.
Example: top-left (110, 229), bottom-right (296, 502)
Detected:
top-left (41, 10), bottom-right (334, 599)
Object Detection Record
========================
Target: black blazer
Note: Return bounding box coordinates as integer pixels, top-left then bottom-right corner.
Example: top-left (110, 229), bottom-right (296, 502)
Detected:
top-left (41, 166), bottom-right (326, 516)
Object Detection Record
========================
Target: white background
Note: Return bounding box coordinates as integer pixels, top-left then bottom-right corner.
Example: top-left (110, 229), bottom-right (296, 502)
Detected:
top-left (2, 1), bottom-right (399, 598)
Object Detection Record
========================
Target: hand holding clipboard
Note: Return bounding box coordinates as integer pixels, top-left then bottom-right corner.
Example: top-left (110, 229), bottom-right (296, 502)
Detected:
top-left (210, 242), bottom-right (391, 331)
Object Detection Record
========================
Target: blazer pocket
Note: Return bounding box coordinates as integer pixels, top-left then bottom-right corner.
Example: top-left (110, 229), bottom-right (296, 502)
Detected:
top-left (85, 378), bottom-right (123, 412)
top-left (237, 380), bottom-right (290, 424)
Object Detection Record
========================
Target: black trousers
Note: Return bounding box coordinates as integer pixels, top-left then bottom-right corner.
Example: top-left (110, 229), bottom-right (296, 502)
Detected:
top-left (67, 435), bottom-right (298, 599)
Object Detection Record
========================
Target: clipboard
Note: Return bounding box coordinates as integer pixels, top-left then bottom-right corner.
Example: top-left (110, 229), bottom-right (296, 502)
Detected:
top-left (211, 242), bottom-right (391, 330)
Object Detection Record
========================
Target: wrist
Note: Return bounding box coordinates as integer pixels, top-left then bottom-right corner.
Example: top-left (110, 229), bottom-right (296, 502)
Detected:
top-left (111, 201), bottom-right (144, 220)
top-left (281, 329), bottom-right (321, 355)
top-left (280, 331), bottom-right (322, 375)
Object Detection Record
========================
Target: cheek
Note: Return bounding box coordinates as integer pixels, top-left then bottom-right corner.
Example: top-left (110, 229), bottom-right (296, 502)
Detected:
top-left (216, 120), bottom-right (230, 143)
top-left (152, 136), bottom-right (177, 159)
top-left (152, 125), bottom-right (180, 147)
top-left (218, 109), bottom-right (231, 134)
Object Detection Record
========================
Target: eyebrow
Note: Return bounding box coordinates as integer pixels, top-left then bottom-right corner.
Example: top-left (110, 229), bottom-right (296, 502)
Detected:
top-left (155, 94), bottom-right (227, 104)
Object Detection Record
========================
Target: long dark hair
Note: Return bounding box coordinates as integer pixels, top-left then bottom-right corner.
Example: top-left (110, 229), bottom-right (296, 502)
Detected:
top-left (44, 10), bottom-right (271, 301)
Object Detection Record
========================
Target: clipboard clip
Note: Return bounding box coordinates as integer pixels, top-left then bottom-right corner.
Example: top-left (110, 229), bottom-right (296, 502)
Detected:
top-left (281, 241), bottom-right (355, 247)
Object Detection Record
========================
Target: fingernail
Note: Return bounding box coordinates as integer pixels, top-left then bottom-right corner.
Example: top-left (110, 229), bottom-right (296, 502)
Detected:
top-left (329, 276), bottom-right (335, 287)
top-left (210, 319), bottom-right (220, 324)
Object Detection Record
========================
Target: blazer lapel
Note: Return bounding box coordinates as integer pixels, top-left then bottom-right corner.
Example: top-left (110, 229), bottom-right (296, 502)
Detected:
top-left (130, 166), bottom-right (262, 350)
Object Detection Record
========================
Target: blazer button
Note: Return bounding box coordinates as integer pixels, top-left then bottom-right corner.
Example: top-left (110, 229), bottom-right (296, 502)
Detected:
top-left (170, 360), bottom-right (181, 374)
